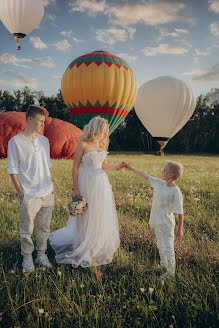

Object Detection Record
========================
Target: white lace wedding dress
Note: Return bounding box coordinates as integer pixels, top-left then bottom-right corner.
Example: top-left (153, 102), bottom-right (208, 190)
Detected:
top-left (49, 151), bottom-right (120, 268)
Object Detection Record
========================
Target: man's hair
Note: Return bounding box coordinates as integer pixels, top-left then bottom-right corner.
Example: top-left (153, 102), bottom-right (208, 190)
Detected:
top-left (26, 104), bottom-right (49, 120)
top-left (166, 161), bottom-right (183, 180)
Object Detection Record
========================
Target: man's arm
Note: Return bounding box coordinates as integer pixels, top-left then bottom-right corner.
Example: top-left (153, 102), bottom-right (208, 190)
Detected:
top-left (7, 139), bottom-right (23, 199)
top-left (10, 174), bottom-right (24, 200)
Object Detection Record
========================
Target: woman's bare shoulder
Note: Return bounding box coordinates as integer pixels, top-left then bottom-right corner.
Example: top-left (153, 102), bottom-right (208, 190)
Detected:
top-left (74, 141), bottom-right (86, 157)
top-left (76, 141), bottom-right (86, 150)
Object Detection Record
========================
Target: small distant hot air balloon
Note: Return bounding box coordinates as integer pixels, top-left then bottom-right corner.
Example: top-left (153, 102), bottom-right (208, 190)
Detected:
top-left (134, 76), bottom-right (196, 150)
top-left (61, 50), bottom-right (138, 134)
top-left (0, 0), bottom-right (44, 50)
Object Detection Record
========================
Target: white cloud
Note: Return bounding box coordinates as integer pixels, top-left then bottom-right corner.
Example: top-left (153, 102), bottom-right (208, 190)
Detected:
top-left (0, 69), bottom-right (15, 77)
top-left (209, 1), bottom-right (219, 13)
top-left (72, 37), bottom-right (84, 45)
top-left (96, 28), bottom-right (127, 44)
top-left (0, 73), bottom-right (38, 88)
top-left (31, 57), bottom-right (55, 68)
top-left (60, 30), bottom-right (72, 37)
top-left (194, 49), bottom-right (209, 56)
top-left (174, 28), bottom-right (189, 35)
top-left (53, 39), bottom-right (72, 52)
top-left (60, 31), bottom-right (84, 44)
top-left (0, 53), bottom-right (54, 68)
top-left (183, 64), bottom-right (219, 81)
top-left (42, 0), bottom-right (56, 6)
top-left (159, 27), bottom-right (189, 38)
top-left (15, 73), bottom-right (38, 88)
top-left (46, 13), bottom-right (56, 21)
top-left (116, 53), bottom-right (138, 63)
top-left (157, 27), bottom-right (191, 50)
top-left (69, 0), bottom-right (106, 16)
top-left (193, 57), bottom-right (199, 64)
top-left (106, 2), bottom-right (190, 27)
top-left (128, 27), bottom-right (136, 39)
top-left (96, 27), bottom-right (135, 45)
top-left (69, 1), bottom-right (195, 27)
top-left (50, 75), bottom-right (61, 80)
top-left (209, 21), bottom-right (219, 36)
top-left (0, 54), bottom-right (30, 68)
top-left (182, 69), bottom-right (209, 76)
top-left (29, 37), bottom-right (48, 50)
top-left (142, 43), bottom-right (188, 56)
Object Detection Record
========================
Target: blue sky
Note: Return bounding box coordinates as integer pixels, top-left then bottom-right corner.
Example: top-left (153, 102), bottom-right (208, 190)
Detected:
top-left (0, 0), bottom-right (219, 98)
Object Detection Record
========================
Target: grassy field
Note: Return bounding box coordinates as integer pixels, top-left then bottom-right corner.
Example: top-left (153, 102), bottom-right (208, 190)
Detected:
top-left (0, 153), bottom-right (218, 328)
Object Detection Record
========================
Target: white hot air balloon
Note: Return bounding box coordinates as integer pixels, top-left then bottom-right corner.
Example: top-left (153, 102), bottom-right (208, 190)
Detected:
top-left (135, 76), bottom-right (196, 150)
top-left (0, 0), bottom-right (44, 50)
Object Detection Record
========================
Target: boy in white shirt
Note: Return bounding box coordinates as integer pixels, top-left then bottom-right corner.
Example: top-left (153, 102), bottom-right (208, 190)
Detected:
top-left (7, 105), bottom-right (54, 272)
top-left (124, 161), bottom-right (184, 279)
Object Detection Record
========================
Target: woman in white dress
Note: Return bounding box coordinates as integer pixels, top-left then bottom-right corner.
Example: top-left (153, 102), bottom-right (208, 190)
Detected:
top-left (49, 116), bottom-right (125, 268)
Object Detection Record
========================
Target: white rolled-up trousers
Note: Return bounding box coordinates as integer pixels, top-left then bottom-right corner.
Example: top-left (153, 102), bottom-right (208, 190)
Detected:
top-left (154, 223), bottom-right (175, 275)
top-left (19, 191), bottom-right (54, 257)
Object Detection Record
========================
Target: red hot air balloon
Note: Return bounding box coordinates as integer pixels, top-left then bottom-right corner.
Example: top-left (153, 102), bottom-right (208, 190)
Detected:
top-left (0, 112), bottom-right (82, 159)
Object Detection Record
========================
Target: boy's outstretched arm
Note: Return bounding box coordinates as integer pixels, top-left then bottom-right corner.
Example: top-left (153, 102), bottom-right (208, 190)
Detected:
top-left (124, 162), bottom-right (149, 181)
top-left (176, 214), bottom-right (184, 240)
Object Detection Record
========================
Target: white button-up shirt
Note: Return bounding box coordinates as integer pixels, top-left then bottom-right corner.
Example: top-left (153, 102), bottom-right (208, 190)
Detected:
top-left (7, 133), bottom-right (54, 197)
top-left (149, 176), bottom-right (183, 228)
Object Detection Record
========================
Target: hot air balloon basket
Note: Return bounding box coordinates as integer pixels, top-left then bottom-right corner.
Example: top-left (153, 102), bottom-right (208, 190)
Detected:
top-left (67, 196), bottom-right (88, 216)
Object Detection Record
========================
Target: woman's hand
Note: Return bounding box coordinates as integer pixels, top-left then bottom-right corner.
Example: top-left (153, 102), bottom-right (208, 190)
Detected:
top-left (71, 189), bottom-right (80, 199)
top-left (116, 162), bottom-right (125, 170)
top-left (124, 162), bottom-right (133, 170)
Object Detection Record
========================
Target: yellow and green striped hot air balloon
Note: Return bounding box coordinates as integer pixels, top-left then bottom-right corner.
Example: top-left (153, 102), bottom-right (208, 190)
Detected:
top-left (61, 50), bottom-right (138, 134)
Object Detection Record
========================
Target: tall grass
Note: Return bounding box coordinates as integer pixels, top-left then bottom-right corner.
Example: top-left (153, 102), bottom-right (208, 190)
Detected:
top-left (0, 153), bottom-right (218, 327)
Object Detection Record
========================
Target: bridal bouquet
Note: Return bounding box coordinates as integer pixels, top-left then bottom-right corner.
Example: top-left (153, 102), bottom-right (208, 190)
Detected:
top-left (68, 196), bottom-right (88, 215)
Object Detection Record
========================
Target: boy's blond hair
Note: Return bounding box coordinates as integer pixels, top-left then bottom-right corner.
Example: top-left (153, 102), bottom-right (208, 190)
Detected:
top-left (79, 116), bottom-right (109, 150)
top-left (166, 161), bottom-right (183, 180)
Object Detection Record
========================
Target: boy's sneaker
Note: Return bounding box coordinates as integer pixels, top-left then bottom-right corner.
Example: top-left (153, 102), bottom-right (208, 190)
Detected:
top-left (35, 254), bottom-right (53, 268)
top-left (22, 257), bottom-right (35, 272)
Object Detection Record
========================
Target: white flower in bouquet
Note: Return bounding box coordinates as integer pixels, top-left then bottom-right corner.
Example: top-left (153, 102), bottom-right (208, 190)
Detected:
top-left (76, 203), bottom-right (84, 210)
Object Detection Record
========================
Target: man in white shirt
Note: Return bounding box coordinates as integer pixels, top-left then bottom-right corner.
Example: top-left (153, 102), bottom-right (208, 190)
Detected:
top-left (7, 105), bottom-right (54, 272)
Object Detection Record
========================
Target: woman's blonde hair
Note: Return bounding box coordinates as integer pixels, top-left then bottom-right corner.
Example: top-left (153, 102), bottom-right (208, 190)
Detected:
top-left (79, 116), bottom-right (109, 150)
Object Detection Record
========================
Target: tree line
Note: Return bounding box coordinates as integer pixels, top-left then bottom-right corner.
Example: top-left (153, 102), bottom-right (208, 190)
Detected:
top-left (0, 87), bottom-right (218, 154)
